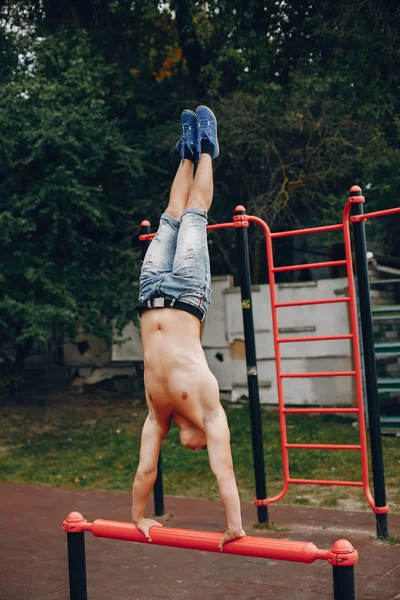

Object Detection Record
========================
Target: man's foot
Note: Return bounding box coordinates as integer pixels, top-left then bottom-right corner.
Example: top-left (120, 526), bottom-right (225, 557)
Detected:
top-left (196, 105), bottom-right (219, 159)
top-left (175, 109), bottom-right (198, 163)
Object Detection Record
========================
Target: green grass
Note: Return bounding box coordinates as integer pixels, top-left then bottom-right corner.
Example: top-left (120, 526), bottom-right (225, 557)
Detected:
top-left (0, 388), bottom-right (399, 511)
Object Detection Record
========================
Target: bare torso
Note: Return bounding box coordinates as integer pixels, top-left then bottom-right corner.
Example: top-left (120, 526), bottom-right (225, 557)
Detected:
top-left (140, 309), bottom-right (219, 432)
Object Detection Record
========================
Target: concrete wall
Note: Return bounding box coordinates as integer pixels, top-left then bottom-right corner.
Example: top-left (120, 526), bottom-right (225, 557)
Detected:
top-left (202, 276), bottom-right (355, 406)
top-left (62, 274), bottom-right (355, 406)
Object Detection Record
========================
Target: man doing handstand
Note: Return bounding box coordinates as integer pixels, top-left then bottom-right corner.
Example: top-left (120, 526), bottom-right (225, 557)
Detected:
top-left (133, 106), bottom-right (245, 550)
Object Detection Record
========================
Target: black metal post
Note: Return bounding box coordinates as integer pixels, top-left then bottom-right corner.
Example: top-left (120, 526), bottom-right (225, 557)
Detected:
top-left (350, 187), bottom-right (389, 539)
top-left (235, 207), bottom-right (268, 524)
top-left (67, 531), bottom-right (88, 600)
top-left (333, 566), bottom-right (356, 600)
top-left (140, 220), bottom-right (165, 517)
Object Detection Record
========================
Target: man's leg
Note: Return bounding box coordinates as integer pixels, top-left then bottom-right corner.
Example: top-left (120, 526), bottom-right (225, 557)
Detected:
top-left (186, 153), bottom-right (213, 212)
top-left (162, 107), bottom-right (219, 317)
top-left (166, 159), bottom-right (195, 219)
top-left (139, 159), bottom-right (194, 303)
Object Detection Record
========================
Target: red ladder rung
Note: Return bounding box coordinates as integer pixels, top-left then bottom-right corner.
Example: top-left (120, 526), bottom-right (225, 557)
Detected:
top-left (281, 371), bottom-right (356, 378)
top-left (273, 260), bottom-right (347, 273)
top-left (278, 334), bottom-right (353, 343)
top-left (285, 443), bottom-right (361, 451)
top-left (275, 297), bottom-right (350, 308)
top-left (283, 408), bottom-right (359, 414)
top-left (288, 478), bottom-right (364, 487)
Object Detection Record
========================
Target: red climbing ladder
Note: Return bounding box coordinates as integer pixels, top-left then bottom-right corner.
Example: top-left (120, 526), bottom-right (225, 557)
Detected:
top-left (245, 193), bottom-right (388, 515)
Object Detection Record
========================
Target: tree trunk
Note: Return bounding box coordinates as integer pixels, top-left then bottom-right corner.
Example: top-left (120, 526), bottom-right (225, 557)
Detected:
top-left (8, 338), bottom-right (33, 398)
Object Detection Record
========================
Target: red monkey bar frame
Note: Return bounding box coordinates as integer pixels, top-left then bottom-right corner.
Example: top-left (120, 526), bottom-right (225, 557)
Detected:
top-left (138, 189), bottom-right (399, 517)
top-left (63, 512), bottom-right (358, 600)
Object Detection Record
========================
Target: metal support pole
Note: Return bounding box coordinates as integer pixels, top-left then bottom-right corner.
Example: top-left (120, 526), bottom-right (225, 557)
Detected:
top-left (67, 531), bottom-right (88, 600)
top-left (140, 220), bottom-right (165, 517)
top-left (350, 186), bottom-right (389, 539)
top-left (333, 566), bottom-right (356, 600)
top-left (234, 206), bottom-right (268, 524)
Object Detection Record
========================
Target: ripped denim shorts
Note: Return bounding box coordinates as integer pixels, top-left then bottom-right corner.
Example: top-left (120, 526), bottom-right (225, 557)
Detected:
top-left (138, 208), bottom-right (211, 321)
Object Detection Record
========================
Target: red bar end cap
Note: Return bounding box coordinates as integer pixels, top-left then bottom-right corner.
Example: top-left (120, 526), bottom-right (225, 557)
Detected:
top-left (348, 185), bottom-right (365, 203)
top-left (328, 539), bottom-right (359, 566)
top-left (140, 220), bottom-right (151, 227)
top-left (234, 205), bottom-right (246, 213)
top-left (63, 512), bottom-right (87, 533)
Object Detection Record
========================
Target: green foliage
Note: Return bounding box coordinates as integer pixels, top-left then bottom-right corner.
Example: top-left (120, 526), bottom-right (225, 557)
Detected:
top-left (0, 29), bottom-right (144, 362)
top-left (0, 396), bottom-right (399, 511)
top-left (1, 0), bottom-right (399, 367)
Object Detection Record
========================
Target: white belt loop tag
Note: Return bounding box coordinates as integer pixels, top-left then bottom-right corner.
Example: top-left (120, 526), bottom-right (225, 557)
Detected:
top-left (153, 297), bottom-right (165, 308)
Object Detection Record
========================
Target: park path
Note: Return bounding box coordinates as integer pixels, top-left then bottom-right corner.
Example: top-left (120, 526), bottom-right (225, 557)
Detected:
top-left (0, 482), bottom-right (399, 599)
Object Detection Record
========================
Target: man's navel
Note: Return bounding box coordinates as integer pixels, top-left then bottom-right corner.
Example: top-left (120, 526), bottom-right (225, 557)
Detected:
top-left (182, 392), bottom-right (188, 401)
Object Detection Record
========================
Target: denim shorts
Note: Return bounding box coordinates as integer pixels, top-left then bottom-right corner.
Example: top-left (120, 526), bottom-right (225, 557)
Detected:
top-left (138, 208), bottom-right (211, 321)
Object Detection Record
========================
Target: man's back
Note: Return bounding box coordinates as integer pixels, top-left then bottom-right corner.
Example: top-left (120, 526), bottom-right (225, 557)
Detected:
top-left (141, 308), bottom-right (219, 432)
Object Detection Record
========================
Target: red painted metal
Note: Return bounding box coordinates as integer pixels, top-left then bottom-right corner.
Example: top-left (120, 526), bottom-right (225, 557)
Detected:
top-left (245, 209), bottom-right (382, 513)
top-left (278, 334), bottom-right (353, 343)
top-left (63, 513), bottom-right (358, 567)
top-left (139, 221), bottom-right (236, 242)
top-left (207, 222), bottom-right (236, 230)
top-left (286, 443), bottom-right (361, 451)
top-left (247, 214), bottom-right (291, 505)
top-left (280, 371), bottom-right (356, 378)
top-left (273, 260), bottom-right (347, 273)
top-left (350, 206), bottom-right (400, 222)
top-left (270, 223), bottom-right (343, 238)
top-left (341, 198), bottom-right (378, 512)
top-left (289, 478), bottom-right (364, 487)
top-left (275, 297), bottom-right (350, 307)
top-left (138, 194), bottom-right (396, 516)
top-left (283, 408), bottom-right (359, 414)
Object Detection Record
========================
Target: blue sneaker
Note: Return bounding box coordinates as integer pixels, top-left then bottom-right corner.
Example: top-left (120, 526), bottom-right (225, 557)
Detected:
top-left (196, 105), bottom-right (219, 159)
top-left (175, 109), bottom-right (198, 162)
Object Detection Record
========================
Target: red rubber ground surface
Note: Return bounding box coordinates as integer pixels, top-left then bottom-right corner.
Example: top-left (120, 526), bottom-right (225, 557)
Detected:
top-left (0, 482), bottom-right (399, 599)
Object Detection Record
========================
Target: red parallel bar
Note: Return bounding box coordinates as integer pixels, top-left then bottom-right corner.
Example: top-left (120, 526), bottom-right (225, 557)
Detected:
top-left (139, 222), bottom-right (235, 241)
top-left (276, 297), bottom-right (350, 308)
top-left (350, 207), bottom-right (400, 222)
top-left (289, 478), bottom-right (364, 487)
top-left (273, 260), bottom-right (347, 273)
top-left (281, 371), bottom-right (356, 378)
top-left (83, 519), bottom-right (329, 563)
top-left (286, 443), bottom-right (361, 451)
top-left (270, 223), bottom-right (343, 238)
top-left (278, 334), bottom-right (353, 343)
top-left (283, 408), bottom-right (359, 414)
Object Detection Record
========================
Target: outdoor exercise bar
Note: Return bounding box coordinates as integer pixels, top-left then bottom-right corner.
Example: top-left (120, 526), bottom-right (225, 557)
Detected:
top-left (63, 512), bottom-right (358, 600)
top-left (138, 187), bottom-right (396, 535)
top-left (349, 185), bottom-right (400, 539)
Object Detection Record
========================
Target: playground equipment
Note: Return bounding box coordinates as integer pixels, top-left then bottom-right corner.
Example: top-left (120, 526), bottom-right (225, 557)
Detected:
top-left (139, 185), bottom-right (399, 538)
top-left (63, 511), bottom-right (359, 600)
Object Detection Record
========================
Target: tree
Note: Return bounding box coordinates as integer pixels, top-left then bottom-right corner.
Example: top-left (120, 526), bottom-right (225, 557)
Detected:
top-left (0, 30), bottom-right (144, 389)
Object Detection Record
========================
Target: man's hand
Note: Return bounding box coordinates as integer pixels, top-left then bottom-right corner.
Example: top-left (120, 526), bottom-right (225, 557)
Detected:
top-left (218, 528), bottom-right (246, 551)
top-left (134, 517), bottom-right (163, 542)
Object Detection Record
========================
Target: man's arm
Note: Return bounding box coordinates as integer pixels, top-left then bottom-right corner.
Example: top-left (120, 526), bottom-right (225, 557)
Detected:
top-left (132, 413), bottom-right (169, 539)
top-left (204, 405), bottom-right (245, 548)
